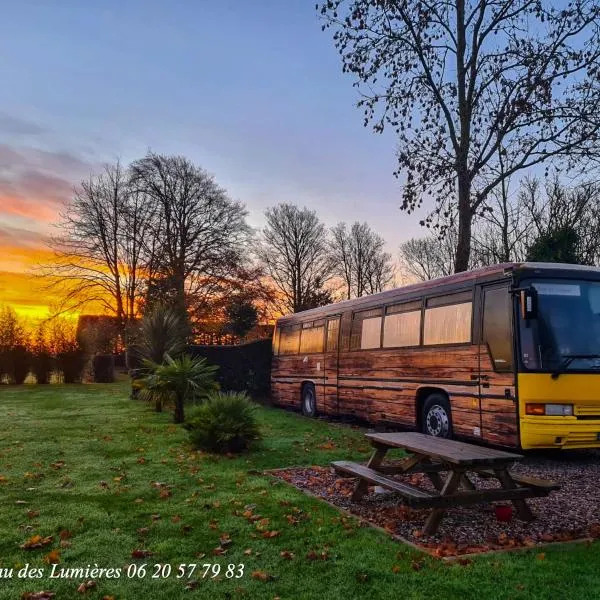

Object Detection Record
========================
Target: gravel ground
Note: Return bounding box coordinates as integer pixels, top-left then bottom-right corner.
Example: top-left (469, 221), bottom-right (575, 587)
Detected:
top-left (271, 451), bottom-right (600, 556)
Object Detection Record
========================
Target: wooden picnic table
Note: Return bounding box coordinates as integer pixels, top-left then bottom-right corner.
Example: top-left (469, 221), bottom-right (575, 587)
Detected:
top-left (332, 432), bottom-right (559, 535)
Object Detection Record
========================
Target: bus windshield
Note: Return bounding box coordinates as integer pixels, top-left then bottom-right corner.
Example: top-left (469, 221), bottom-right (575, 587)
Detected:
top-left (519, 279), bottom-right (600, 372)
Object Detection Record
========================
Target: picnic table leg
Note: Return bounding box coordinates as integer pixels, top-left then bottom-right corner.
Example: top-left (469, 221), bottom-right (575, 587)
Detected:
top-left (493, 468), bottom-right (535, 521)
top-left (422, 469), bottom-right (464, 535)
top-left (460, 474), bottom-right (476, 491)
top-left (351, 445), bottom-right (388, 502)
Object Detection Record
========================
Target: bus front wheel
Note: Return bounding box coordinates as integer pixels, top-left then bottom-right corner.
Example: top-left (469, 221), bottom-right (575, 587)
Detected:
top-left (301, 383), bottom-right (317, 418)
top-left (421, 394), bottom-right (453, 438)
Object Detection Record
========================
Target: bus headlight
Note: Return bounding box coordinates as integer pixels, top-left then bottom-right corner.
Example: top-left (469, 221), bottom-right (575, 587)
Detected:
top-left (526, 404), bottom-right (573, 416)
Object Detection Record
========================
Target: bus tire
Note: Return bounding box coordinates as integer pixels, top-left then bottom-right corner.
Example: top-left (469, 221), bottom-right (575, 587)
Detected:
top-left (421, 393), bottom-right (453, 439)
top-left (301, 383), bottom-right (317, 418)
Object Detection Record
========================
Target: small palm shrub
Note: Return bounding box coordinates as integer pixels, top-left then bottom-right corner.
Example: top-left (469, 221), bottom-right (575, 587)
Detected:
top-left (138, 354), bottom-right (219, 422)
top-left (184, 391), bottom-right (262, 454)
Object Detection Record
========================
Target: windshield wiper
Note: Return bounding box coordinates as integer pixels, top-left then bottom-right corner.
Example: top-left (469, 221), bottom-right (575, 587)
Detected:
top-left (551, 354), bottom-right (600, 380)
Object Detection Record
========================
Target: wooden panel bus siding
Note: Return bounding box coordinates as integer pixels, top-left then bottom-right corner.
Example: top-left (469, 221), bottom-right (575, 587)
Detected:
top-left (271, 264), bottom-right (525, 449)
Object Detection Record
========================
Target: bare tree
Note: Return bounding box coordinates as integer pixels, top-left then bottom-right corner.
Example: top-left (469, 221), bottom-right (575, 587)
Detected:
top-left (320, 0), bottom-right (600, 271)
top-left (258, 204), bottom-right (333, 313)
top-left (399, 233), bottom-right (456, 282)
top-left (46, 162), bottom-right (154, 331)
top-left (130, 153), bottom-right (251, 323)
top-left (329, 221), bottom-right (394, 298)
top-left (471, 182), bottom-right (532, 265)
top-left (522, 175), bottom-right (600, 264)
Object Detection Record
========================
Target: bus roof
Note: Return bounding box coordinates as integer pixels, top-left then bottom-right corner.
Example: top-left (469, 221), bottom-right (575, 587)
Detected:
top-left (276, 262), bottom-right (600, 324)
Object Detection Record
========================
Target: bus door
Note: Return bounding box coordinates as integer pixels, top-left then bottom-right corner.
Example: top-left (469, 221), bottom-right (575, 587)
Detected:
top-left (324, 316), bottom-right (341, 415)
top-left (478, 283), bottom-right (519, 446)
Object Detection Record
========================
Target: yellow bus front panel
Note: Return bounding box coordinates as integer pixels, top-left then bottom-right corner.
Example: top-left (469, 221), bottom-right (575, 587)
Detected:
top-left (518, 373), bottom-right (600, 449)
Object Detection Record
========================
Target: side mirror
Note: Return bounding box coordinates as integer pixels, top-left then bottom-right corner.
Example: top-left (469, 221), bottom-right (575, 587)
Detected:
top-left (519, 288), bottom-right (538, 320)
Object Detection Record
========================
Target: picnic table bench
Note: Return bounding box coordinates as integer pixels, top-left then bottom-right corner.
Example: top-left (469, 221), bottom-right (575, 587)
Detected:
top-left (332, 432), bottom-right (559, 535)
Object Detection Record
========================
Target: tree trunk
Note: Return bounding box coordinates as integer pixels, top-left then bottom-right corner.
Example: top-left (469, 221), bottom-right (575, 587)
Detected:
top-left (454, 172), bottom-right (472, 272)
top-left (174, 392), bottom-right (184, 423)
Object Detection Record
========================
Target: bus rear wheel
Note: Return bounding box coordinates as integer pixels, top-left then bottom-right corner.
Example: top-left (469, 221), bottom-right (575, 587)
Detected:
top-left (421, 394), bottom-right (452, 438)
top-left (301, 383), bottom-right (317, 418)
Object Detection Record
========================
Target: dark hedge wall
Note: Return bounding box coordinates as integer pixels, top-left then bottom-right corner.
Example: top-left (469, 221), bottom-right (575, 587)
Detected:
top-left (187, 339), bottom-right (272, 397)
top-left (92, 354), bottom-right (116, 383)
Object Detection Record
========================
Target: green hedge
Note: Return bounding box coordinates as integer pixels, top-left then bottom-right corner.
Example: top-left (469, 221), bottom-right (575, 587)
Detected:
top-left (187, 339), bottom-right (271, 397)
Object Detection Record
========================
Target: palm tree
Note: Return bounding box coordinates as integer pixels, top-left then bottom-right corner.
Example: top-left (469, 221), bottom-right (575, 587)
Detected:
top-left (130, 304), bottom-right (188, 366)
top-left (138, 354), bottom-right (219, 423)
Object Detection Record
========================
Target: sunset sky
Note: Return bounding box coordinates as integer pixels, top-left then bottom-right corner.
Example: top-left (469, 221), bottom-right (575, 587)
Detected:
top-left (0, 0), bottom-right (426, 319)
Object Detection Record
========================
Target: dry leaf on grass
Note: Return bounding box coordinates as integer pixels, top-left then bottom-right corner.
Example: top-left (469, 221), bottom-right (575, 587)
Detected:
top-left (76, 581), bottom-right (96, 594)
top-left (43, 550), bottom-right (61, 565)
top-left (131, 549), bottom-right (153, 559)
top-left (251, 570), bottom-right (274, 582)
top-left (20, 535), bottom-right (53, 550)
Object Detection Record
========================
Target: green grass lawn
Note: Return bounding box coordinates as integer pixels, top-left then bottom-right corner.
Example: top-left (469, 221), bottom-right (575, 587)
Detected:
top-left (0, 382), bottom-right (598, 600)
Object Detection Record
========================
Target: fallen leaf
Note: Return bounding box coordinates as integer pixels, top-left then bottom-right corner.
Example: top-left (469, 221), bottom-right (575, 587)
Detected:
top-left (76, 580), bottom-right (96, 593)
top-left (171, 515), bottom-right (181, 523)
top-left (59, 530), bottom-right (72, 540)
top-left (536, 552), bottom-right (546, 561)
top-left (131, 549), bottom-right (153, 559)
top-left (26, 510), bottom-right (40, 520)
top-left (137, 527), bottom-right (149, 536)
top-left (21, 592), bottom-right (56, 599)
top-left (243, 548), bottom-right (252, 555)
top-left (251, 570), bottom-right (273, 582)
top-left (262, 530), bottom-right (280, 539)
top-left (280, 550), bottom-right (295, 560)
top-left (411, 560), bottom-right (424, 571)
top-left (392, 565), bottom-right (401, 573)
top-left (43, 550), bottom-right (61, 565)
top-left (20, 535), bottom-right (53, 550)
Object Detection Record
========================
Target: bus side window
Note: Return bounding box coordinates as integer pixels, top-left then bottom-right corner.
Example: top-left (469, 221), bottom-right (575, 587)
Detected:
top-left (350, 309), bottom-right (383, 350)
top-left (326, 318), bottom-right (340, 352)
top-left (482, 287), bottom-right (513, 372)
top-left (279, 325), bottom-right (301, 355)
top-left (272, 327), bottom-right (281, 355)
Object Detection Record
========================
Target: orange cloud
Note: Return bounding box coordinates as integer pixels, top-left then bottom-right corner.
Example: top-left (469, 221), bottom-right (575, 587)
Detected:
top-left (0, 142), bottom-right (104, 319)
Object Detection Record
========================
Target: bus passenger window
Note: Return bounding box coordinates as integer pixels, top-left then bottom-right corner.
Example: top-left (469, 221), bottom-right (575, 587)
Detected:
top-left (299, 326), bottom-right (324, 354)
top-left (482, 287), bottom-right (513, 372)
top-left (423, 302), bottom-right (472, 345)
top-left (279, 326), bottom-right (300, 355)
top-left (383, 310), bottom-right (421, 347)
top-left (326, 318), bottom-right (340, 352)
top-left (350, 309), bottom-right (383, 350)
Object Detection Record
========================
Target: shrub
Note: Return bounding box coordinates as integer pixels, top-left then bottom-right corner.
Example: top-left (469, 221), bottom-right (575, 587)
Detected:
top-left (56, 347), bottom-right (86, 383)
top-left (31, 351), bottom-right (53, 384)
top-left (184, 391), bottom-right (262, 454)
top-left (0, 345), bottom-right (31, 384)
top-left (12, 345), bottom-right (31, 384)
top-left (137, 354), bottom-right (218, 422)
top-left (92, 354), bottom-right (115, 383)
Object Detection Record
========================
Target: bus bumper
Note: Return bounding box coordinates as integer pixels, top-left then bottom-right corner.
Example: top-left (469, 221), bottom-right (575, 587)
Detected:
top-left (520, 417), bottom-right (600, 449)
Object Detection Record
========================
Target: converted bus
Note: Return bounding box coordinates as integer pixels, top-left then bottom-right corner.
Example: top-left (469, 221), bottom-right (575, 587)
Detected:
top-left (271, 263), bottom-right (600, 450)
